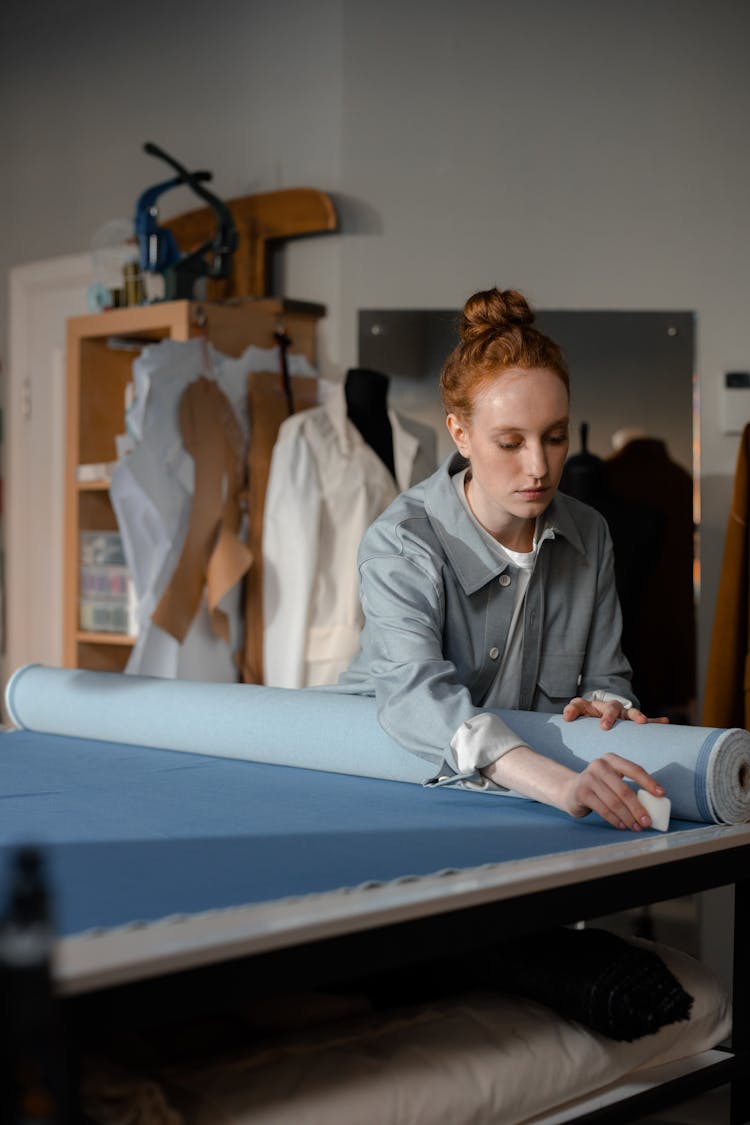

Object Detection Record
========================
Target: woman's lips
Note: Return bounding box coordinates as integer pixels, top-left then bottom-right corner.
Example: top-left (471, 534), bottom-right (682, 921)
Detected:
top-left (518, 487), bottom-right (549, 500)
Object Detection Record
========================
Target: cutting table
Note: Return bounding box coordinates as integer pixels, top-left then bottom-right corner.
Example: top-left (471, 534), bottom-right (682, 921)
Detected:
top-left (1, 725), bottom-right (749, 1123)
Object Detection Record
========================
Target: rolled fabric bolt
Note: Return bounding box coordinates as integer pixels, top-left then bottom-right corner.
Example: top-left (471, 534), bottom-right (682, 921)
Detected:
top-left (637, 789), bottom-right (671, 832)
top-left (6, 665), bottom-right (750, 824)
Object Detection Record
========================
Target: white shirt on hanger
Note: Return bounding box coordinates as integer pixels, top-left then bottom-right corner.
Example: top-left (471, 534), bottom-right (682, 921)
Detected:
top-left (262, 380), bottom-right (436, 688)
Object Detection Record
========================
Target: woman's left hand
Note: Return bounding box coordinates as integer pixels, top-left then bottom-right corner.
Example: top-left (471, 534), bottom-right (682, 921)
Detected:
top-left (563, 697), bottom-right (670, 731)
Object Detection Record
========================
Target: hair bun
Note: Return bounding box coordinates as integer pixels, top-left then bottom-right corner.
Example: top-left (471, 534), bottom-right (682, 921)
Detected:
top-left (459, 287), bottom-right (535, 342)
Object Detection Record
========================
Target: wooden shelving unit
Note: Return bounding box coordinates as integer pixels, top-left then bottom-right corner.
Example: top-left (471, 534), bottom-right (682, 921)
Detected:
top-left (64, 298), bottom-right (323, 673)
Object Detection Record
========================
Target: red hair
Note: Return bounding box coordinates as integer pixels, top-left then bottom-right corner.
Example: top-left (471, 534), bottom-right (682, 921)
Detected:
top-left (440, 288), bottom-right (570, 419)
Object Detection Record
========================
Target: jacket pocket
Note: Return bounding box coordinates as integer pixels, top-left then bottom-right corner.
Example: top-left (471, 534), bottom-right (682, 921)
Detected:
top-left (536, 652), bottom-right (585, 705)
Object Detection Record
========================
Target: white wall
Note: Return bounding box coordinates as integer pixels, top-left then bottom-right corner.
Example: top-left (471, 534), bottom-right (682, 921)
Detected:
top-left (0, 0), bottom-right (345, 369)
top-left (335, 0), bottom-right (750, 698)
top-left (3, 1), bottom-right (748, 603)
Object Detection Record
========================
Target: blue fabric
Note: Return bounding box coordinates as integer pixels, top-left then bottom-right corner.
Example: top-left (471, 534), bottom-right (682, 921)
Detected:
top-left (492, 709), bottom-right (750, 823)
top-left (0, 729), bottom-right (697, 937)
top-left (6, 665), bottom-right (750, 823)
top-left (5, 664), bottom-right (429, 782)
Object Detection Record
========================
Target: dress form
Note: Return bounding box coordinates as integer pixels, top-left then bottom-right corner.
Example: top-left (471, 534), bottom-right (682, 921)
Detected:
top-left (344, 368), bottom-right (396, 479)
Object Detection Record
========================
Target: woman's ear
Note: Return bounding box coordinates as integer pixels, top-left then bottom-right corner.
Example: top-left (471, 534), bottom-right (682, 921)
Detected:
top-left (446, 413), bottom-right (471, 458)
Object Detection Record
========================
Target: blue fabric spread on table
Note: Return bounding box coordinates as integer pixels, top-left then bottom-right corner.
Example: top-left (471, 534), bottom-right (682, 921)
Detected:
top-left (0, 728), bottom-right (697, 937)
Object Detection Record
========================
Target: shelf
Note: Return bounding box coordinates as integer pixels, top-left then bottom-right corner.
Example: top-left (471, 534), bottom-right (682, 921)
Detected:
top-left (64, 298), bottom-right (326, 674)
top-left (76, 631), bottom-right (136, 646)
top-left (66, 301), bottom-right (196, 342)
top-left (77, 480), bottom-right (111, 492)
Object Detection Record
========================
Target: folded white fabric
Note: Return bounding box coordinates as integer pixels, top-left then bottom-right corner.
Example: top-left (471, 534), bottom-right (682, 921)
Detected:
top-left (153, 940), bottom-right (728, 1125)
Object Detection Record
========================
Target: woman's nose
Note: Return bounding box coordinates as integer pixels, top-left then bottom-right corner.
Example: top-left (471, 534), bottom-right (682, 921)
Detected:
top-left (524, 443), bottom-right (548, 480)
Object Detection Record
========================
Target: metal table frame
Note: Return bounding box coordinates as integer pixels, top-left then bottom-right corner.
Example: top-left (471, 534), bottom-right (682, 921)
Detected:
top-left (61, 822), bottom-right (750, 1124)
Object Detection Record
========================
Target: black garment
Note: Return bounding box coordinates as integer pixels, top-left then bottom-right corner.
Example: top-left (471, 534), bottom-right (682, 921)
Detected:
top-left (560, 427), bottom-right (675, 712)
top-left (559, 422), bottom-right (610, 510)
top-left (344, 367), bottom-right (396, 479)
top-left (494, 926), bottom-right (693, 1041)
top-left (605, 438), bottom-right (696, 713)
top-left (363, 926), bottom-right (691, 1043)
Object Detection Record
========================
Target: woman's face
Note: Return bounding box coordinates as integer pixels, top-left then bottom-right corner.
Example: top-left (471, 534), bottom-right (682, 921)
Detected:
top-left (446, 366), bottom-right (569, 541)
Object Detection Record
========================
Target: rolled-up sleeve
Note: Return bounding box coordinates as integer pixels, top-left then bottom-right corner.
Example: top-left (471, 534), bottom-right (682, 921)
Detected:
top-left (450, 712), bottom-right (526, 774)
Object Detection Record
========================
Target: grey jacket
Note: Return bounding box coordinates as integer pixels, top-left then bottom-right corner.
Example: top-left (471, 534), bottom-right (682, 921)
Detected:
top-left (339, 453), bottom-right (635, 781)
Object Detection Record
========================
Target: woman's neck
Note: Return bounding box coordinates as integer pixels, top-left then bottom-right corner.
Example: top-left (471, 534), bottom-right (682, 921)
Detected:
top-left (464, 476), bottom-right (535, 552)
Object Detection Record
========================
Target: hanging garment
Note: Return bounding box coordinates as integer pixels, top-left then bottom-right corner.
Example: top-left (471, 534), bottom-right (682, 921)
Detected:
top-left (243, 370), bottom-right (321, 685)
top-left (604, 437), bottom-right (695, 714)
top-left (559, 422), bottom-right (611, 510)
top-left (110, 339), bottom-right (316, 680)
top-left (561, 431), bottom-right (668, 711)
top-left (262, 380), bottom-right (437, 688)
top-left (703, 423), bottom-right (750, 728)
top-left (151, 377), bottom-right (252, 646)
top-left (344, 367), bottom-right (397, 478)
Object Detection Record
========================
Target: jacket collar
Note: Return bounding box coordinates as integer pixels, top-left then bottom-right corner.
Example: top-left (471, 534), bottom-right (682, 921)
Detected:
top-left (322, 380), bottom-right (419, 489)
top-left (424, 453), bottom-right (587, 595)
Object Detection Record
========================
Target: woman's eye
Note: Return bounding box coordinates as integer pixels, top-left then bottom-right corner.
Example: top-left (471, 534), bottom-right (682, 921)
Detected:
top-left (498, 441), bottom-right (521, 451)
top-left (545, 433), bottom-right (568, 445)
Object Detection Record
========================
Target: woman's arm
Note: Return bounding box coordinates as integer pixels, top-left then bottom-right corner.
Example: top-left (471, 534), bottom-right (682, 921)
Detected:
top-left (482, 743), bottom-right (665, 831)
top-left (355, 518), bottom-right (664, 823)
top-left (354, 552), bottom-right (520, 776)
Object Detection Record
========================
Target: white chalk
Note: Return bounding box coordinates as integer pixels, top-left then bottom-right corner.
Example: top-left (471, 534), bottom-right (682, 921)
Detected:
top-left (637, 789), bottom-right (671, 832)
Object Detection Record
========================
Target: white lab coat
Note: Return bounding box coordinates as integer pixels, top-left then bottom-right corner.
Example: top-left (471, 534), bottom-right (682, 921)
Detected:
top-left (262, 381), bottom-right (436, 688)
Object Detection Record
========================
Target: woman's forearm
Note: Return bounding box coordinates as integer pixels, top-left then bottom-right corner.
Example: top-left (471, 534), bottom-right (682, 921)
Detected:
top-left (481, 744), bottom-right (580, 814)
top-left (481, 743), bottom-right (661, 831)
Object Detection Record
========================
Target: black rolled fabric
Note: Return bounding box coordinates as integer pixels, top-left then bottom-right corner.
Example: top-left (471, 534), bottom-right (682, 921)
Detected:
top-left (493, 927), bottom-right (693, 1041)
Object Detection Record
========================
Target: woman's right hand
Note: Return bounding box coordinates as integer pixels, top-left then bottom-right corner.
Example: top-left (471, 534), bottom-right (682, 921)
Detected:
top-left (562, 752), bottom-right (666, 831)
top-left (482, 744), bottom-right (666, 832)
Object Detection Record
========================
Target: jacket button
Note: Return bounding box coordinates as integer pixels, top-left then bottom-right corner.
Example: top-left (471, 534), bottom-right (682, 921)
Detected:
top-left (489, 646), bottom-right (500, 659)
top-left (499, 574), bottom-right (511, 587)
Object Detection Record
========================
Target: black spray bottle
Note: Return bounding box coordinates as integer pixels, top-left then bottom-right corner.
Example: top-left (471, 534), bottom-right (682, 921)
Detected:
top-left (0, 846), bottom-right (75, 1125)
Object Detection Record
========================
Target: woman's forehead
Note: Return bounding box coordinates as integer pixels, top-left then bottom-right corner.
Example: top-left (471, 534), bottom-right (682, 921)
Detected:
top-left (472, 366), bottom-right (569, 422)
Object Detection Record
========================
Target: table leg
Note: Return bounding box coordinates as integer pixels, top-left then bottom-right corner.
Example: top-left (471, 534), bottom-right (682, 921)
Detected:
top-left (731, 877), bottom-right (750, 1124)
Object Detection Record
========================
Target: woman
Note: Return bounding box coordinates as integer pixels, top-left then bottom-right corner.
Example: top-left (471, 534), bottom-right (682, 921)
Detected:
top-left (340, 287), bottom-right (667, 831)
